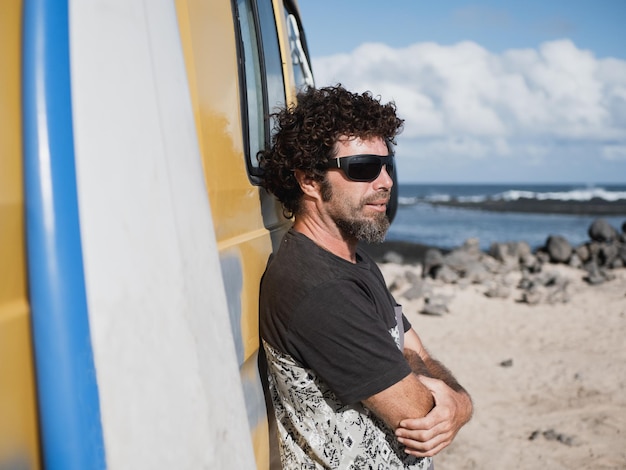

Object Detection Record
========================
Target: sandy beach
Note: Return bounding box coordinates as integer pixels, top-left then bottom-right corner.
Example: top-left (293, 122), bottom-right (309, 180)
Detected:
top-left (375, 256), bottom-right (626, 469)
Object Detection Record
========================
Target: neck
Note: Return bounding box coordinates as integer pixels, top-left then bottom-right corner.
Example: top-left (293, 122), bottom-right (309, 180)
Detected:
top-left (292, 218), bottom-right (358, 263)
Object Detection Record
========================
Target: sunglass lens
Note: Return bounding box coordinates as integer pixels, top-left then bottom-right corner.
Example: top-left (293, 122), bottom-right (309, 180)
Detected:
top-left (349, 160), bottom-right (382, 181)
top-left (349, 157), bottom-right (393, 181)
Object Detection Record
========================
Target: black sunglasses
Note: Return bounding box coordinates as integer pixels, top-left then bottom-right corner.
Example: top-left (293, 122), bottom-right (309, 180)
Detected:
top-left (325, 154), bottom-right (395, 182)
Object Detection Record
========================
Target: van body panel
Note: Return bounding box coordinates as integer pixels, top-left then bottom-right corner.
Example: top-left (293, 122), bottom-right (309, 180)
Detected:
top-left (1, 0), bottom-right (315, 468)
top-left (0, 1), bottom-right (41, 467)
top-left (175, 2), bottom-right (290, 465)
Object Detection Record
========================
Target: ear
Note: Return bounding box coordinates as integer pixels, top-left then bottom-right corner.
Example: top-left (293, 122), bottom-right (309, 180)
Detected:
top-left (294, 169), bottom-right (322, 200)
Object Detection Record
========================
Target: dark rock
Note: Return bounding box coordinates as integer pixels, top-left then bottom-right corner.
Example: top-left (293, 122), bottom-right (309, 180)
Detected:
top-left (522, 287), bottom-right (543, 305)
top-left (587, 241), bottom-right (601, 259)
top-left (420, 304), bottom-right (447, 316)
top-left (484, 283), bottom-right (511, 299)
top-left (535, 249), bottom-right (551, 264)
top-left (529, 429), bottom-right (577, 446)
top-left (516, 241), bottom-right (533, 259)
top-left (434, 264), bottom-right (459, 283)
top-left (420, 296), bottom-right (450, 316)
top-left (520, 253), bottom-right (542, 273)
top-left (568, 253), bottom-right (582, 269)
top-left (598, 242), bottom-right (619, 267)
top-left (488, 242), bottom-right (508, 262)
top-left (499, 359), bottom-right (513, 367)
top-left (583, 261), bottom-right (603, 285)
top-left (545, 284), bottom-right (571, 304)
top-left (545, 235), bottom-right (572, 263)
top-left (489, 242), bottom-right (518, 266)
top-left (518, 275), bottom-right (533, 291)
top-left (541, 429), bottom-right (578, 446)
top-left (489, 241), bottom-right (531, 262)
top-left (461, 237), bottom-right (482, 256)
top-left (387, 271), bottom-right (405, 293)
top-left (422, 248), bottom-right (444, 279)
top-left (534, 271), bottom-right (562, 287)
top-left (574, 243), bottom-right (590, 263)
top-left (382, 251), bottom-right (404, 265)
top-left (517, 270), bottom-right (571, 304)
top-left (404, 269), bottom-right (421, 284)
top-left (402, 280), bottom-right (429, 301)
top-left (588, 218), bottom-right (619, 242)
top-left (388, 278), bottom-right (402, 292)
top-left (443, 249), bottom-right (477, 273)
top-left (481, 255), bottom-right (504, 274)
top-left (464, 261), bottom-right (491, 283)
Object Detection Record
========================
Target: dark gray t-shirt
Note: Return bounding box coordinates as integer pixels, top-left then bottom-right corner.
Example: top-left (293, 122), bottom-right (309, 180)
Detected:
top-left (260, 229), bottom-right (412, 404)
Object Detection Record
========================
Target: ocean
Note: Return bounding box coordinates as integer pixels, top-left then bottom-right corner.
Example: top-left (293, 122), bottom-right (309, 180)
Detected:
top-left (389, 183), bottom-right (626, 251)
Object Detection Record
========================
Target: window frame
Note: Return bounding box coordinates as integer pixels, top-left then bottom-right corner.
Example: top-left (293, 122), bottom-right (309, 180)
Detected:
top-left (283, 2), bottom-right (315, 91)
top-left (232, 0), bottom-right (288, 183)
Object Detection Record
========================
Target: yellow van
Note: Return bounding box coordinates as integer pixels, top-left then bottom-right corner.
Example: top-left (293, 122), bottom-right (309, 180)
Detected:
top-left (1, 0), bottom-right (314, 468)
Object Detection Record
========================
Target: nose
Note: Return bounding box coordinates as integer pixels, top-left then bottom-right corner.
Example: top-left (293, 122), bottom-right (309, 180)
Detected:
top-left (374, 164), bottom-right (394, 189)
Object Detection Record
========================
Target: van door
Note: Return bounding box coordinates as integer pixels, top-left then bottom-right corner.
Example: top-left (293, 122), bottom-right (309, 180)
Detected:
top-left (175, 0), bottom-right (314, 468)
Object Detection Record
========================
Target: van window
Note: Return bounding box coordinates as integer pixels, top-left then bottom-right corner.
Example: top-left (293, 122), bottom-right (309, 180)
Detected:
top-left (257, 1), bottom-right (285, 119)
top-left (235, 0), bottom-right (286, 178)
top-left (235, 0), bottom-right (264, 174)
top-left (284, 10), bottom-right (314, 91)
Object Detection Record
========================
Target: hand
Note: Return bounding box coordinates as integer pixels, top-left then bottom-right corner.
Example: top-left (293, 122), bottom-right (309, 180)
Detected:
top-left (394, 375), bottom-right (473, 457)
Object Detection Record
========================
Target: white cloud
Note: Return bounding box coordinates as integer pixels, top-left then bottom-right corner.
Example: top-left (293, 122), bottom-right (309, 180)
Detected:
top-left (312, 39), bottom-right (626, 182)
top-left (603, 144), bottom-right (626, 161)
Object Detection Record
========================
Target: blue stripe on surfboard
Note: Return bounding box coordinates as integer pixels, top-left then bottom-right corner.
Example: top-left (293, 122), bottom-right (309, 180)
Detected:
top-left (22, 1), bottom-right (106, 469)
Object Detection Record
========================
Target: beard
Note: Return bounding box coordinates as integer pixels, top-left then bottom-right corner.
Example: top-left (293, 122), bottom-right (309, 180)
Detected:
top-left (335, 213), bottom-right (390, 244)
top-left (321, 179), bottom-right (391, 244)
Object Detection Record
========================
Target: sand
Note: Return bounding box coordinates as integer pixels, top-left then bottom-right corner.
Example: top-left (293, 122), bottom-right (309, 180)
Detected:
top-left (377, 261), bottom-right (626, 469)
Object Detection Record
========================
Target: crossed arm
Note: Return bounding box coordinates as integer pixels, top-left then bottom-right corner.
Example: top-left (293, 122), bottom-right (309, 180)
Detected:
top-left (362, 327), bottom-right (473, 458)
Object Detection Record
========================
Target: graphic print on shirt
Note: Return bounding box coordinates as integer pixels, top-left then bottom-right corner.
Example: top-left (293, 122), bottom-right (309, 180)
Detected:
top-left (263, 340), bottom-right (432, 469)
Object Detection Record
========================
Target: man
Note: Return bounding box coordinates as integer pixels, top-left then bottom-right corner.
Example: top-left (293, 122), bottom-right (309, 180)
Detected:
top-left (258, 85), bottom-right (472, 469)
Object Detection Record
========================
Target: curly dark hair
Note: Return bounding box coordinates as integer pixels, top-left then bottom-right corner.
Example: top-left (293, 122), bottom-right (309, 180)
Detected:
top-left (257, 85), bottom-right (404, 217)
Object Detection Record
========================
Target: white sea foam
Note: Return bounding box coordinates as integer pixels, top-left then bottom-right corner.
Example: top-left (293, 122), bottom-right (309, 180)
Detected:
top-left (400, 186), bottom-right (626, 206)
top-left (424, 194), bottom-right (452, 203)
top-left (457, 195), bottom-right (488, 203)
top-left (495, 188), bottom-right (626, 202)
top-left (398, 196), bottom-right (420, 205)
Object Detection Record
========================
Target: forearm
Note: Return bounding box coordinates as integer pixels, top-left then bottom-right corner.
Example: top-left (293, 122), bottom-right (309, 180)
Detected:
top-left (396, 333), bottom-right (473, 455)
top-left (403, 348), bottom-right (431, 377)
top-left (362, 372), bottom-right (435, 430)
top-left (395, 375), bottom-right (474, 457)
top-left (404, 348), bottom-right (464, 392)
top-left (424, 356), bottom-right (466, 393)
top-left (423, 356), bottom-right (473, 424)
top-left (405, 347), bottom-right (473, 422)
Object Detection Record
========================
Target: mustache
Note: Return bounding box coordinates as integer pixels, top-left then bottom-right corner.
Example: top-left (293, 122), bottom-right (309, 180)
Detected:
top-left (362, 190), bottom-right (391, 205)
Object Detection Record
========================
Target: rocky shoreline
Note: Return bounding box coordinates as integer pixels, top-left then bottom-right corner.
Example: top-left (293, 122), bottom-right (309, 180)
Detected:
top-left (424, 197), bottom-right (626, 216)
top-left (363, 217), bottom-right (626, 312)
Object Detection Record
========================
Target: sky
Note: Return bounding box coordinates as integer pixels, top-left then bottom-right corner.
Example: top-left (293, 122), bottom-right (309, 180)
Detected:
top-left (297, 0), bottom-right (626, 184)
